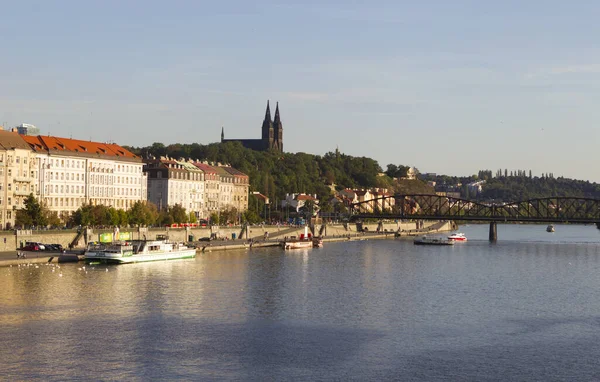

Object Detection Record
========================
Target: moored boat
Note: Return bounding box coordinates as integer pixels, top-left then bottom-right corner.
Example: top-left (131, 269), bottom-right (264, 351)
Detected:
top-left (448, 232), bottom-right (467, 242)
top-left (414, 236), bottom-right (455, 246)
top-left (280, 227), bottom-right (323, 250)
top-left (85, 238), bottom-right (196, 264)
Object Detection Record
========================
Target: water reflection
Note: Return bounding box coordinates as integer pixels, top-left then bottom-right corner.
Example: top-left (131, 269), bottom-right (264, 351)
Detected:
top-left (3, 224), bottom-right (600, 380)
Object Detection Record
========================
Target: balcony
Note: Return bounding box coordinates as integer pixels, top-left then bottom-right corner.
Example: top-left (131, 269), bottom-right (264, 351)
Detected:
top-left (14, 190), bottom-right (32, 196)
top-left (14, 177), bottom-right (31, 182)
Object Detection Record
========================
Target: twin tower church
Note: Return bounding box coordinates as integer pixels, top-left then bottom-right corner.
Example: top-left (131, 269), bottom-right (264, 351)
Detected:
top-left (220, 100), bottom-right (283, 152)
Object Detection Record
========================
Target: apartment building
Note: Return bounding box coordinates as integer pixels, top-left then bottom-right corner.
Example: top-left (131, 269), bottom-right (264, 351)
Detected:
top-left (212, 166), bottom-right (234, 211)
top-left (22, 135), bottom-right (146, 218)
top-left (222, 166), bottom-right (250, 213)
top-left (0, 130), bottom-right (39, 229)
top-left (193, 162), bottom-right (220, 215)
top-left (145, 157), bottom-right (205, 218)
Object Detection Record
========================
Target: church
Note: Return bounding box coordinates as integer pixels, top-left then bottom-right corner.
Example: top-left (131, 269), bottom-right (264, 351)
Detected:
top-left (221, 100), bottom-right (283, 152)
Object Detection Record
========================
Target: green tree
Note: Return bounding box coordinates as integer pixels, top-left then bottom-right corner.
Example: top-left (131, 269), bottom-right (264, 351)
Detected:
top-left (169, 204), bottom-right (187, 224)
top-left (157, 210), bottom-right (174, 226)
top-left (128, 201), bottom-right (158, 226)
top-left (209, 212), bottom-right (220, 225)
top-left (15, 194), bottom-right (48, 228)
top-left (46, 211), bottom-right (62, 227)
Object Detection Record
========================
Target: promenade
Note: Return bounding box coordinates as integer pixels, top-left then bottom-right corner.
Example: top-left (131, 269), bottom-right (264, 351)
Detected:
top-left (0, 221), bottom-right (454, 267)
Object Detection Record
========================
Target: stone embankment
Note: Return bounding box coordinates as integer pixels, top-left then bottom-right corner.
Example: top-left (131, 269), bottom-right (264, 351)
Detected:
top-left (0, 220), bottom-right (455, 267)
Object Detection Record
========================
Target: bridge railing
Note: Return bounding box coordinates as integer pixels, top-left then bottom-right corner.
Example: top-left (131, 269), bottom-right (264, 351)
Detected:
top-left (348, 194), bottom-right (600, 223)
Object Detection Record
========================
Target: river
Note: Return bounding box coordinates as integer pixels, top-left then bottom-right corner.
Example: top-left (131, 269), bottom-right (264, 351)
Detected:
top-left (2, 224), bottom-right (600, 381)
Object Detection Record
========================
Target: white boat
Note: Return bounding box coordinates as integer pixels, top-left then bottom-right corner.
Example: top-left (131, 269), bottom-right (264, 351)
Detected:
top-left (414, 236), bottom-right (455, 246)
top-left (448, 233), bottom-right (467, 242)
top-left (546, 224), bottom-right (555, 232)
top-left (280, 239), bottom-right (314, 250)
top-left (280, 227), bottom-right (323, 250)
top-left (85, 239), bottom-right (196, 264)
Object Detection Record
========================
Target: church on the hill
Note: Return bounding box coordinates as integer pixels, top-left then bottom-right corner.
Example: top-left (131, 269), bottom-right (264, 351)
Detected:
top-left (221, 100), bottom-right (283, 152)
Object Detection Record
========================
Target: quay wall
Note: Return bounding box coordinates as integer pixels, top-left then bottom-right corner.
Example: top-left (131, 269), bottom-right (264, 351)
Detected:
top-left (0, 220), bottom-right (450, 252)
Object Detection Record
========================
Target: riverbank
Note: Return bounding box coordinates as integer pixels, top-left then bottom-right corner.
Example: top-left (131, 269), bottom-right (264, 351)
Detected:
top-left (0, 221), bottom-right (454, 267)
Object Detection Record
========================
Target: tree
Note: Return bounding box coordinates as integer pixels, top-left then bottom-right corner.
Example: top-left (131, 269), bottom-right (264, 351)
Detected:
top-left (46, 211), bottom-right (62, 227)
top-left (15, 194), bottom-right (48, 228)
top-left (169, 204), bottom-right (187, 224)
top-left (128, 201), bottom-right (158, 227)
top-left (209, 212), bottom-right (220, 225)
top-left (157, 210), bottom-right (174, 226)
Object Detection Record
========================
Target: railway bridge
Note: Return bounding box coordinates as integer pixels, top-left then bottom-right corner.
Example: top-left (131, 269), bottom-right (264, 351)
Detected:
top-left (349, 194), bottom-right (600, 241)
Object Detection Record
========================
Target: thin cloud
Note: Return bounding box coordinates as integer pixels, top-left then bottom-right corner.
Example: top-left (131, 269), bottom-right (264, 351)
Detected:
top-left (526, 64), bottom-right (600, 78)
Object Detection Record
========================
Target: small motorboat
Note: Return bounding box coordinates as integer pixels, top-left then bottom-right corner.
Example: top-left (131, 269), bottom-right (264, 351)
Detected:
top-left (414, 236), bottom-right (455, 246)
top-left (448, 233), bottom-right (467, 242)
top-left (546, 224), bottom-right (555, 233)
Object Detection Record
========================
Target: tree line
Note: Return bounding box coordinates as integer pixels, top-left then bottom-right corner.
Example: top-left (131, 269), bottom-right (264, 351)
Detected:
top-left (15, 194), bottom-right (260, 229)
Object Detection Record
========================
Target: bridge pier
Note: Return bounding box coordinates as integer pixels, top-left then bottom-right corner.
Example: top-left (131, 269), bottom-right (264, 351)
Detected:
top-left (489, 222), bottom-right (497, 242)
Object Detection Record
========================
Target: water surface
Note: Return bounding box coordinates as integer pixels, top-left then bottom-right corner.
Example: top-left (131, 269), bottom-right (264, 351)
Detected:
top-left (2, 224), bottom-right (600, 381)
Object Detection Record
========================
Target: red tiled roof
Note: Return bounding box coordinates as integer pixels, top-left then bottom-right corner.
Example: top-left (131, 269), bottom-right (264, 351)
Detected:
top-left (21, 135), bottom-right (139, 159)
top-left (192, 162), bottom-right (217, 174)
top-left (296, 194), bottom-right (317, 201)
top-left (222, 166), bottom-right (248, 178)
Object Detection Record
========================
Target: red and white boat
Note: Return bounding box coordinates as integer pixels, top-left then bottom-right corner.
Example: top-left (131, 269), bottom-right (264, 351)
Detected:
top-left (448, 233), bottom-right (467, 242)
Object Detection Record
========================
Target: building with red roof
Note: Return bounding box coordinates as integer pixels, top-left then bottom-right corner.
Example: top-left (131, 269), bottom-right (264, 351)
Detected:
top-left (21, 134), bottom-right (146, 218)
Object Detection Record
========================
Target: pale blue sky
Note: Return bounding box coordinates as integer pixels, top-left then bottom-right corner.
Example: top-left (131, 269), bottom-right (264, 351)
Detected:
top-left (2, 1), bottom-right (600, 180)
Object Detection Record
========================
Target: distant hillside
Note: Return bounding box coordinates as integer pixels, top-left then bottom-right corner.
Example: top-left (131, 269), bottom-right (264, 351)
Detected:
top-left (126, 141), bottom-right (424, 210)
top-left (420, 171), bottom-right (600, 201)
top-left (480, 176), bottom-right (600, 201)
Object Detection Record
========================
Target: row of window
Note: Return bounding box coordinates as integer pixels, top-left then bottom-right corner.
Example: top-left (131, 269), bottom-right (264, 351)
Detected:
top-left (46, 158), bottom-right (139, 173)
top-left (44, 184), bottom-right (143, 197)
top-left (0, 169), bottom-right (36, 178)
top-left (45, 197), bottom-right (142, 208)
top-left (47, 172), bottom-right (140, 185)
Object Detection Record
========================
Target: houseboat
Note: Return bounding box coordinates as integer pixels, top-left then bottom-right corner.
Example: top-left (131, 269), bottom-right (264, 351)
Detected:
top-left (85, 238), bottom-right (196, 264)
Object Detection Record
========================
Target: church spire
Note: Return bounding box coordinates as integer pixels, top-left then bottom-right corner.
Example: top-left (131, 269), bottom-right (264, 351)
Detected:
top-left (273, 102), bottom-right (280, 123)
top-left (272, 101), bottom-right (283, 152)
top-left (221, 126), bottom-right (224, 142)
top-left (264, 100), bottom-right (272, 122)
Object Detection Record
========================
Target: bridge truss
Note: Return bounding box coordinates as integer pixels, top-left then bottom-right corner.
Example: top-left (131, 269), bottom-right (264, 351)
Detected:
top-left (350, 194), bottom-right (600, 224)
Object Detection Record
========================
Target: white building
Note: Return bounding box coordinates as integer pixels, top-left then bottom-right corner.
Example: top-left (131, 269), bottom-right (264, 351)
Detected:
top-left (145, 158), bottom-right (205, 218)
top-left (0, 130), bottom-right (39, 229)
top-left (22, 135), bottom-right (146, 218)
top-left (15, 123), bottom-right (40, 136)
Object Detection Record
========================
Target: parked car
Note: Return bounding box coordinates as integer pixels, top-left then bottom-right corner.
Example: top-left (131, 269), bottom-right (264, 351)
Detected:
top-left (23, 242), bottom-right (41, 251)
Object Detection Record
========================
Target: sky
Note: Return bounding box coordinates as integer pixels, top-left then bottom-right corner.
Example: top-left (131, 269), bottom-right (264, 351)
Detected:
top-left (2, 0), bottom-right (600, 181)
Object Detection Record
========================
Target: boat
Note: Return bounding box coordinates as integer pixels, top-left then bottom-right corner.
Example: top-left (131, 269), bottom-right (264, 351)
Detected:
top-left (448, 233), bottom-right (467, 242)
top-left (546, 224), bottom-right (555, 233)
top-left (84, 238), bottom-right (196, 264)
top-left (414, 236), bottom-right (455, 246)
top-left (280, 227), bottom-right (323, 250)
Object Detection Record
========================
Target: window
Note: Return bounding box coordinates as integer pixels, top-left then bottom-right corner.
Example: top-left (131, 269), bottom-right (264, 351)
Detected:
top-left (16, 157), bottom-right (20, 163)
top-left (24, 157), bottom-right (27, 164)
